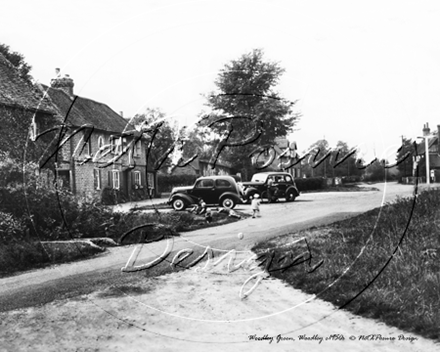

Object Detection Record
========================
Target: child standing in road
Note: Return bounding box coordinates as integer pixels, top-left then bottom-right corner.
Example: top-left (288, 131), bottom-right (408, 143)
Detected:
top-left (251, 194), bottom-right (261, 218)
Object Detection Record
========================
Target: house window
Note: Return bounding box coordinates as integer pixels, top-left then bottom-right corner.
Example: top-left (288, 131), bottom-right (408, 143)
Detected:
top-left (110, 136), bottom-right (122, 154)
top-left (134, 140), bottom-right (142, 158)
top-left (94, 169), bottom-right (101, 190)
top-left (147, 172), bottom-right (154, 188)
top-left (83, 130), bottom-right (92, 155)
top-left (98, 136), bottom-right (104, 150)
top-left (133, 171), bottom-right (141, 186)
top-left (112, 170), bottom-right (120, 189)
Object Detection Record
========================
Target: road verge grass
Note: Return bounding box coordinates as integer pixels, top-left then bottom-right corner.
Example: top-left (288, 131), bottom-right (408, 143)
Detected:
top-left (253, 188), bottom-right (440, 340)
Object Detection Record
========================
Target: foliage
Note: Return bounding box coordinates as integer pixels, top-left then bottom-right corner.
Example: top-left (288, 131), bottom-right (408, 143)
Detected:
top-left (396, 137), bottom-right (414, 178)
top-left (0, 43), bottom-right (33, 83)
top-left (301, 139), bottom-right (363, 179)
top-left (130, 107), bottom-right (184, 172)
top-left (362, 160), bottom-right (396, 182)
top-left (0, 211), bottom-right (27, 243)
top-left (254, 189), bottom-right (440, 340)
top-left (295, 177), bottom-right (326, 191)
top-left (157, 173), bottom-right (198, 193)
top-left (180, 125), bottom-right (214, 161)
top-left (202, 49), bottom-right (300, 179)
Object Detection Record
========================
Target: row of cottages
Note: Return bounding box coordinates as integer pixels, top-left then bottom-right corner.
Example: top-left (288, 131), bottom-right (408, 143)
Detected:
top-left (415, 123), bottom-right (440, 181)
top-left (251, 137), bottom-right (302, 178)
top-left (42, 72), bottom-right (157, 200)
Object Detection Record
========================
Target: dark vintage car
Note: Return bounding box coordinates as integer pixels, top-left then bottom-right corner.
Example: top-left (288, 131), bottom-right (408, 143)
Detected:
top-left (241, 172), bottom-right (300, 202)
top-left (168, 175), bottom-right (244, 211)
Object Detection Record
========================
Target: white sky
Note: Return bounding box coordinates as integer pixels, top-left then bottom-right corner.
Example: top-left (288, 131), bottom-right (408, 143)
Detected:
top-left (3, 0), bottom-right (440, 162)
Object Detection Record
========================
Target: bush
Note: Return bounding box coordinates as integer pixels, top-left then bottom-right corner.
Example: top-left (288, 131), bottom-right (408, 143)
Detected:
top-left (0, 211), bottom-right (27, 243)
top-left (295, 177), bottom-right (326, 191)
top-left (341, 176), bottom-right (362, 184)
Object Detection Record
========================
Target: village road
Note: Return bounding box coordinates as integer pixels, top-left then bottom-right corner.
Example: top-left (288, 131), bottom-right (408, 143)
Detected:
top-left (2, 182), bottom-right (440, 352)
top-left (0, 182), bottom-right (422, 299)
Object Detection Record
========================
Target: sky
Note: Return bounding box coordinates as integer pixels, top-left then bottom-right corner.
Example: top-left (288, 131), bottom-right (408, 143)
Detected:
top-left (3, 0), bottom-right (440, 162)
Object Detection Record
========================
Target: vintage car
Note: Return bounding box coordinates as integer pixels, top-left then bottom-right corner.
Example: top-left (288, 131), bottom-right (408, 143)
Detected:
top-left (168, 175), bottom-right (244, 211)
top-left (242, 172), bottom-right (300, 202)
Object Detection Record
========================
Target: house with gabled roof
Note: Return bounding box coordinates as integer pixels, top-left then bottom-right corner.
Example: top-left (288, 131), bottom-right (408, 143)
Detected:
top-left (414, 124), bottom-right (440, 181)
top-left (43, 70), bottom-right (157, 202)
top-left (251, 137), bottom-right (301, 178)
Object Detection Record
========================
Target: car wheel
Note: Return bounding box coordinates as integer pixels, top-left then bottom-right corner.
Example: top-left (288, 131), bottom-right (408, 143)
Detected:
top-left (221, 197), bottom-right (236, 209)
top-left (286, 191), bottom-right (296, 202)
top-left (172, 198), bottom-right (187, 211)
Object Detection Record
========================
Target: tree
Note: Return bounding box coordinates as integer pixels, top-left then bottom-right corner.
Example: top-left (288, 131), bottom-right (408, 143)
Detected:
top-left (130, 108), bottom-right (182, 171)
top-left (302, 139), bottom-right (331, 178)
top-left (181, 125), bottom-right (213, 160)
top-left (333, 140), bottom-right (363, 178)
top-left (0, 43), bottom-right (33, 83)
top-left (202, 49), bottom-right (300, 179)
top-left (396, 137), bottom-right (414, 178)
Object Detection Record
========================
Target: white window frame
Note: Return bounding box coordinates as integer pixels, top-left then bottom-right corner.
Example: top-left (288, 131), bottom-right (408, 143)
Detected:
top-left (110, 136), bottom-right (122, 155)
top-left (147, 172), bottom-right (154, 189)
top-left (98, 136), bottom-right (104, 150)
top-left (94, 169), bottom-right (101, 190)
top-left (112, 170), bottom-right (120, 189)
top-left (134, 171), bottom-right (141, 186)
top-left (83, 130), bottom-right (92, 156)
top-left (134, 140), bottom-right (142, 158)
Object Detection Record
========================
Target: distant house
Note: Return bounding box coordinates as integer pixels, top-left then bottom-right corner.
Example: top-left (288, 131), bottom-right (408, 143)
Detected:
top-left (0, 53), bottom-right (57, 162)
top-left (251, 137), bottom-right (302, 178)
top-left (43, 71), bottom-right (157, 201)
top-left (414, 124), bottom-right (440, 181)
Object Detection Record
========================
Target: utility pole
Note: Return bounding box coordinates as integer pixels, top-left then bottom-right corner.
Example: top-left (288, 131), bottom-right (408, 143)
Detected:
top-left (422, 123), bottom-right (431, 184)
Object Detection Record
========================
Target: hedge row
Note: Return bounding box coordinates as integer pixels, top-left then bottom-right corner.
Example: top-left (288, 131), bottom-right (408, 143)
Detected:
top-left (157, 174), bottom-right (198, 193)
top-left (295, 177), bottom-right (327, 191)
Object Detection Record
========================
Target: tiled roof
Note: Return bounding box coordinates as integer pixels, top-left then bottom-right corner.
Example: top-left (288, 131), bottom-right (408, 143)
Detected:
top-left (0, 53), bottom-right (54, 114)
top-left (42, 85), bottom-right (128, 133)
top-left (415, 133), bottom-right (438, 155)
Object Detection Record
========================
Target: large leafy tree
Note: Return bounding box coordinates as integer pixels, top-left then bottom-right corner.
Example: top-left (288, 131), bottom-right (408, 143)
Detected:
top-left (202, 49), bottom-right (300, 179)
top-left (333, 140), bottom-right (363, 178)
top-left (130, 108), bottom-right (182, 171)
top-left (0, 43), bottom-right (33, 83)
top-left (302, 139), bottom-right (331, 177)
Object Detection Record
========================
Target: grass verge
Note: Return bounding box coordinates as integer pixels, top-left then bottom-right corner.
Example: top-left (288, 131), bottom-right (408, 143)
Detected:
top-left (0, 209), bottom-right (247, 278)
top-left (253, 188), bottom-right (440, 340)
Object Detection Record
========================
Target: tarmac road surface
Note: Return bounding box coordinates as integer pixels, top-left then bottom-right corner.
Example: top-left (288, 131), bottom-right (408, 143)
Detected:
top-left (0, 182), bottom-right (423, 299)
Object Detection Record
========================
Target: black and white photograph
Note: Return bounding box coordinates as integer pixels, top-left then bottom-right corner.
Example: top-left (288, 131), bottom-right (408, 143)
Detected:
top-left (1, 0), bottom-right (440, 351)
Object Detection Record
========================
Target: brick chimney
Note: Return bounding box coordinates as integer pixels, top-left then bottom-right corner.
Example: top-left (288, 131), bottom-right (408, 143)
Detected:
top-left (50, 68), bottom-right (74, 96)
